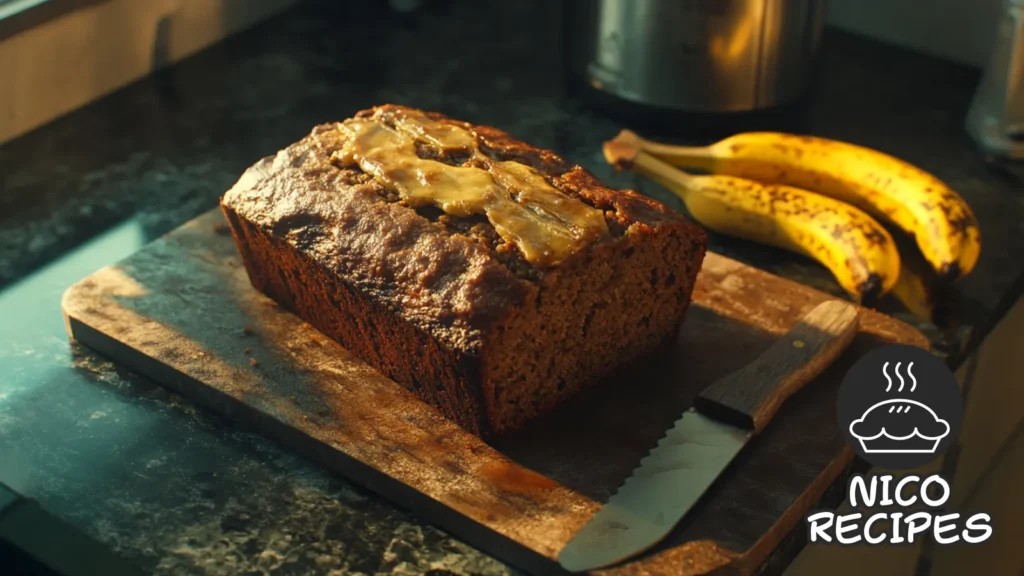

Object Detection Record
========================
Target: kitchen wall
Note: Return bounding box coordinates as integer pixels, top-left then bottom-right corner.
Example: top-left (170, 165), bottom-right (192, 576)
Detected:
top-left (826, 0), bottom-right (1004, 68)
top-left (0, 0), bottom-right (298, 145)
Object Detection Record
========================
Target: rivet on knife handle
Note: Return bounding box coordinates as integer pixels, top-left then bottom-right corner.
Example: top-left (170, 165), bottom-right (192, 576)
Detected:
top-left (558, 300), bottom-right (859, 573)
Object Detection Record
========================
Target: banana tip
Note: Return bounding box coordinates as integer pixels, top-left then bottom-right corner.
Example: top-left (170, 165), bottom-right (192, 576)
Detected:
top-left (938, 262), bottom-right (962, 282)
top-left (857, 274), bottom-right (885, 307)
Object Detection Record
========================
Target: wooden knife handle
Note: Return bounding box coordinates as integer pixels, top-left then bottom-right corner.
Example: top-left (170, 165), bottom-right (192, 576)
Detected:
top-left (694, 300), bottom-right (860, 434)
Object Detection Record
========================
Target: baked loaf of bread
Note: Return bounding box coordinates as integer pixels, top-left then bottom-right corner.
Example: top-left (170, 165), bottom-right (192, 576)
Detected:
top-left (221, 105), bottom-right (707, 437)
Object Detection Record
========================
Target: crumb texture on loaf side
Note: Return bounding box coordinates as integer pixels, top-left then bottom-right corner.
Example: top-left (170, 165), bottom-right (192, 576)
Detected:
top-left (482, 226), bottom-right (705, 434)
top-left (221, 104), bottom-right (707, 437)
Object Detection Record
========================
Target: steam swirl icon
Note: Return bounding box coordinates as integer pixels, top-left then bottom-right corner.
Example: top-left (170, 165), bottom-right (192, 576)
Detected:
top-left (848, 362), bottom-right (951, 454)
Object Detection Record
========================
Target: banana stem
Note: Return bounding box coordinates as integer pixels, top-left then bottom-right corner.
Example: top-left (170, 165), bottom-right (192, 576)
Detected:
top-left (603, 131), bottom-right (707, 205)
top-left (617, 130), bottom-right (718, 172)
top-left (631, 150), bottom-right (701, 204)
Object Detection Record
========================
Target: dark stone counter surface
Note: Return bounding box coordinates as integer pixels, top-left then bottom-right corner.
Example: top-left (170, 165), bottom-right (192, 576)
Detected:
top-left (1, 1), bottom-right (1022, 574)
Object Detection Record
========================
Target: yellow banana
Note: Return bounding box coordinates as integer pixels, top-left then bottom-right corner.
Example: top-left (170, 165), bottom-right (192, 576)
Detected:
top-left (603, 138), bottom-right (901, 303)
top-left (892, 262), bottom-right (935, 321)
top-left (615, 130), bottom-right (981, 280)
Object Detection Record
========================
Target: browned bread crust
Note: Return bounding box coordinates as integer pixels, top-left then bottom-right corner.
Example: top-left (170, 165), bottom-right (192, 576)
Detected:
top-left (221, 105), bottom-right (707, 437)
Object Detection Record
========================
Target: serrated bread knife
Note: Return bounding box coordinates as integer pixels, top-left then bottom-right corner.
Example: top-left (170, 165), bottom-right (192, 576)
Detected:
top-left (558, 300), bottom-right (860, 572)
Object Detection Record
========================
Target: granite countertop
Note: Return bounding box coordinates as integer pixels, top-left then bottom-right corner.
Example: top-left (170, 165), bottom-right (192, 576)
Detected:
top-left (1, 1), bottom-right (1022, 574)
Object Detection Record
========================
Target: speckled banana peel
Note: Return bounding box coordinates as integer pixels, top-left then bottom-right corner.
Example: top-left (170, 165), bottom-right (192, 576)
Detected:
top-left (615, 130), bottom-right (981, 281)
top-left (604, 139), bottom-right (901, 303)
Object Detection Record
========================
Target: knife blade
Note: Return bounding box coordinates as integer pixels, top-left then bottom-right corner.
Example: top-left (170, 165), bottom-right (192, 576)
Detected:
top-left (558, 300), bottom-right (860, 572)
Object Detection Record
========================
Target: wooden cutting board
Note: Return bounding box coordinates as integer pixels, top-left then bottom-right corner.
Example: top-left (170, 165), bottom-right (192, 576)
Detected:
top-left (62, 209), bottom-right (927, 575)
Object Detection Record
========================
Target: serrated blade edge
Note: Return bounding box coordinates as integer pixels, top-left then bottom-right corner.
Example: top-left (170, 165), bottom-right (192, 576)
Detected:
top-left (558, 410), bottom-right (750, 572)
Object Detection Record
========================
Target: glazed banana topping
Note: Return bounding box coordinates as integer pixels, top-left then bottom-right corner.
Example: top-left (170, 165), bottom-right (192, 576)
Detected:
top-left (333, 113), bottom-right (609, 267)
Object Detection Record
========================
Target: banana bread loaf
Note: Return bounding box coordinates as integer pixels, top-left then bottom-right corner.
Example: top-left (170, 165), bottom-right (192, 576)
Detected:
top-left (221, 105), bottom-right (707, 438)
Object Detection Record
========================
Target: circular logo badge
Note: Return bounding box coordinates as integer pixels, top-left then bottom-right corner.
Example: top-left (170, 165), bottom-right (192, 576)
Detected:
top-left (837, 344), bottom-right (962, 469)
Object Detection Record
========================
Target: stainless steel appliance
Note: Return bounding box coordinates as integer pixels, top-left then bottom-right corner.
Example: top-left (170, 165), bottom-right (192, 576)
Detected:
top-left (967, 0), bottom-right (1024, 160)
top-left (565, 0), bottom-right (826, 114)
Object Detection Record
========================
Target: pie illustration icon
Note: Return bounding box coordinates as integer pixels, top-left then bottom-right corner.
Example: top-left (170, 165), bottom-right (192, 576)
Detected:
top-left (839, 349), bottom-right (962, 468)
top-left (848, 398), bottom-right (950, 454)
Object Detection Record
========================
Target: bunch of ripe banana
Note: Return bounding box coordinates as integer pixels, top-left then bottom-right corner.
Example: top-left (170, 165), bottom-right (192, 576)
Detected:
top-left (603, 131), bottom-right (981, 309)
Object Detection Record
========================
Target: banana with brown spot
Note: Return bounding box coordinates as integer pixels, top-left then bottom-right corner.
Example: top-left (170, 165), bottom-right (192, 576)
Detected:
top-left (613, 130), bottom-right (981, 280)
top-left (603, 138), bottom-right (901, 303)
